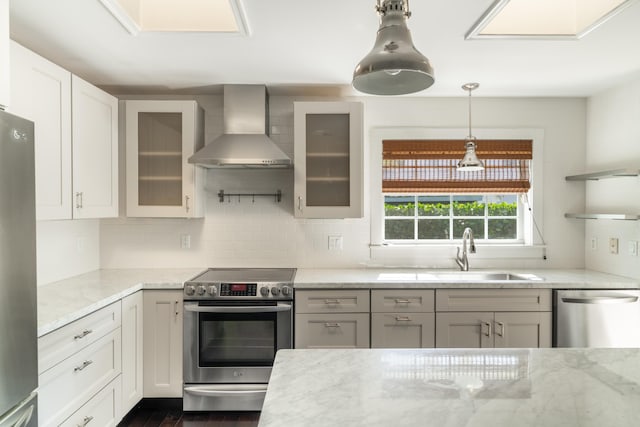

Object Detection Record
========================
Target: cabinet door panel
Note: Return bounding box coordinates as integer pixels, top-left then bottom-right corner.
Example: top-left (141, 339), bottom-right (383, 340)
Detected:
top-left (435, 289), bottom-right (552, 312)
top-left (371, 313), bottom-right (434, 348)
top-left (143, 291), bottom-right (183, 397)
top-left (494, 312), bottom-right (552, 348)
top-left (60, 376), bottom-right (122, 427)
top-left (9, 41), bottom-right (72, 220)
top-left (121, 292), bottom-right (143, 414)
top-left (295, 313), bottom-right (369, 349)
top-left (72, 75), bottom-right (118, 218)
top-left (294, 102), bottom-right (363, 218)
top-left (435, 312), bottom-right (493, 348)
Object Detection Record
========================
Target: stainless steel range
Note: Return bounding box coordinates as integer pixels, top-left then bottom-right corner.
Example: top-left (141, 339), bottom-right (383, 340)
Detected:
top-left (183, 268), bottom-right (295, 411)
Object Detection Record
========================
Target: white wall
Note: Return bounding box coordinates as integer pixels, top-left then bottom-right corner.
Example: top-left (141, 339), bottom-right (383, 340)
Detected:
top-left (96, 93), bottom-right (587, 271)
top-left (585, 75), bottom-right (640, 278)
top-left (37, 219), bottom-right (100, 285)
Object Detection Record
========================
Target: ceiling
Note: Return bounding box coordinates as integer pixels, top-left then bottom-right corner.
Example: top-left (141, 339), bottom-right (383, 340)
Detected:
top-left (9, 0), bottom-right (640, 97)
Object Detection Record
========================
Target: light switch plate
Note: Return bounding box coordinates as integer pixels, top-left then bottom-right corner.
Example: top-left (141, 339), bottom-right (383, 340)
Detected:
top-left (590, 237), bottom-right (597, 251)
top-left (328, 235), bottom-right (343, 251)
top-left (629, 241), bottom-right (638, 256)
top-left (181, 234), bottom-right (191, 249)
top-left (609, 237), bottom-right (619, 254)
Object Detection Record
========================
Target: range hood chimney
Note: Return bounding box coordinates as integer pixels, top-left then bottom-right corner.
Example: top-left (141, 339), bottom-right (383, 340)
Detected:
top-left (188, 85), bottom-right (292, 168)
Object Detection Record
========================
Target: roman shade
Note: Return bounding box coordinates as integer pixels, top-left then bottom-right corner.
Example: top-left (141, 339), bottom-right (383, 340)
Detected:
top-left (382, 139), bottom-right (532, 193)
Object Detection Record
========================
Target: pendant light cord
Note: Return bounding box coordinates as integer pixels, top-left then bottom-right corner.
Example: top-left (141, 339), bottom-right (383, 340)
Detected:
top-left (467, 88), bottom-right (472, 139)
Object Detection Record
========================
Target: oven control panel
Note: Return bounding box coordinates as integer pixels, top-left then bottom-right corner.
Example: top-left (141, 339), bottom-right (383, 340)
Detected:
top-left (184, 282), bottom-right (293, 300)
top-left (220, 283), bottom-right (257, 296)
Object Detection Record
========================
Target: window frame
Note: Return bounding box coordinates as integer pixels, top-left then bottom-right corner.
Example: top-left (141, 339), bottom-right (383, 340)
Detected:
top-left (369, 128), bottom-right (545, 258)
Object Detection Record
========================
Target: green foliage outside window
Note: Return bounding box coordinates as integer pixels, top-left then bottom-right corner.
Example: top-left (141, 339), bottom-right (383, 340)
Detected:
top-left (384, 200), bottom-right (518, 240)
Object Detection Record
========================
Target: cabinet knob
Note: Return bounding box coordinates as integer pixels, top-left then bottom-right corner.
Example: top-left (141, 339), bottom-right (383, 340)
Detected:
top-left (297, 196), bottom-right (303, 211)
top-left (75, 192), bottom-right (83, 209)
top-left (482, 321), bottom-right (492, 337)
top-left (185, 195), bottom-right (191, 213)
top-left (496, 322), bottom-right (505, 337)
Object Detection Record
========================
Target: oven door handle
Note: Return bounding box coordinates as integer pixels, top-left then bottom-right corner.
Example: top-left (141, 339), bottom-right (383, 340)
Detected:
top-left (184, 303), bottom-right (292, 313)
top-left (184, 385), bottom-right (268, 397)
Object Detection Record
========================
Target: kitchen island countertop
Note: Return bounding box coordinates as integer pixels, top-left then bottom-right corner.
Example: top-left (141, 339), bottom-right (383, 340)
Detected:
top-left (259, 347), bottom-right (640, 427)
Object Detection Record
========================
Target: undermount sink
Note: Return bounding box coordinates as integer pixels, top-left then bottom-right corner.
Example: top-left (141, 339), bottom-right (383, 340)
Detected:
top-left (376, 272), bottom-right (544, 282)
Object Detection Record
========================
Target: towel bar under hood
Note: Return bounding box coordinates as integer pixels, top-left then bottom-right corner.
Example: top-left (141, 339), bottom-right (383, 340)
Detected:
top-left (188, 85), bottom-right (292, 168)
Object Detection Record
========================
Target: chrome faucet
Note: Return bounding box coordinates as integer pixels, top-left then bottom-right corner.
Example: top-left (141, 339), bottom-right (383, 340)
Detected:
top-left (455, 227), bottom-right (476, 271)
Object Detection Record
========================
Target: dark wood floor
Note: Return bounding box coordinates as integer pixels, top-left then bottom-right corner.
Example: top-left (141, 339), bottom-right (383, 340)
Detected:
top-left (118, 405), bottom-right (260, 427)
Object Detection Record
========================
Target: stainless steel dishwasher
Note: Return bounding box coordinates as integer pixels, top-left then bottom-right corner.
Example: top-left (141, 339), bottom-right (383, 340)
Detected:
top-left (555, 290), bottom-right (640, 347)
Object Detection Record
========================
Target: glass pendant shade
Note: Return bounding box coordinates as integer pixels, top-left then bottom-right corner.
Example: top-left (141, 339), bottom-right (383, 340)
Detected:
top-left (457, 139), bottom-right (485, 171)
top-left (352, 0), bottom-right (435, 95)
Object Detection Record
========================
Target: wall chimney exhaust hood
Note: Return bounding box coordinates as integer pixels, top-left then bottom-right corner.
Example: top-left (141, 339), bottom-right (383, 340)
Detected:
top-left (188, 85), bottom-right (292, 168)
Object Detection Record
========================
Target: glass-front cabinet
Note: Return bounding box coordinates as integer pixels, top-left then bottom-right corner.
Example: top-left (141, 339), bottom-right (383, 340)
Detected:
top-left (293, 101), bottom-right (363, 218)
top-left (125, 100), bottom-right (204, 218)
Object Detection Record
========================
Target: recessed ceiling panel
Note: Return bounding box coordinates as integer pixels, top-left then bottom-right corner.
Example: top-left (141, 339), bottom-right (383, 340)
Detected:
top-left (467, 0), bottom-right (637, 39)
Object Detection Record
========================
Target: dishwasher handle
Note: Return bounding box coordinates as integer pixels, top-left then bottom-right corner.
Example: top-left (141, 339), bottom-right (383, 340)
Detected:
top-left (561, 295), bottom-right (639, 304)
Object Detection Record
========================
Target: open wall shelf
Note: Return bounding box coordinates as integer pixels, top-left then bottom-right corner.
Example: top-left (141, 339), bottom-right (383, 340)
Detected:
top-left (565, 169), bottom-right (639, 181)
top-left (565, 213), bottom-right (640, 221)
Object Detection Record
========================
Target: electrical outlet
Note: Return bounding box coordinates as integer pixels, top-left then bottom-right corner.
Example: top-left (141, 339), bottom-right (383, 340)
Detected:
top-left (629, 241), bottom-right (638, 256)
top-left (609, 238), bottom-right (619, 254)
top-left (590, 237), bottom-right (597, 251)
top-left (181, 234), bottom-right (191, 249)
top-left (328, 235), bottom-right (343, 251)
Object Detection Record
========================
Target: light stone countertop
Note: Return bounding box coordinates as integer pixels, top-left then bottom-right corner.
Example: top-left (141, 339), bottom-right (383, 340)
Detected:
top-left (294, 268), bottom-right (640, 289)
top-left (37, 268), bottom-right (203, 336)
top-left (259, 347), bottom-right (640, 427)
top-left (37, 268), bottom-right (639, 337)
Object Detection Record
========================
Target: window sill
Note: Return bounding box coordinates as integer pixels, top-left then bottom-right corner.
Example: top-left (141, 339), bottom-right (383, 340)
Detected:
top-left (369, 244), bottom-right (546, 268)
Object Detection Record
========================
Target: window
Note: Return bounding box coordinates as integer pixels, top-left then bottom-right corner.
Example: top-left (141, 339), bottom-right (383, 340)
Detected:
top-left (381, 139), bottom-right (532, 243)
top-left (384, 194), bottom-right (520, 241)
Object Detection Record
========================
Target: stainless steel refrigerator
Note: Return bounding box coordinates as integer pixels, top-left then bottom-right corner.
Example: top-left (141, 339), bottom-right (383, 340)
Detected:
top-left (0, 109), bottom-right (38, 426)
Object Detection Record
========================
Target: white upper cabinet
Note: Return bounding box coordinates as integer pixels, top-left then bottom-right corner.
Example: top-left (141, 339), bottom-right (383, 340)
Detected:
top-left (10, 42), bottom-right (118, 220)
top-left (294, 101), bottom-right (363, 218)
top-left (125, 100), bottom-right (205, 218)
top-left (71, 75), bottom-right (119, 218)
top-left (9, 41), bottom-right (73, 220)
top-left (0, 0), bottom-right (9, 109)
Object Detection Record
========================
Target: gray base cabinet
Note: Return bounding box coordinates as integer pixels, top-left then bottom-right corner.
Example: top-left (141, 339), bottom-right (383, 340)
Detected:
top-left (435, 289), bottom-right (552, 349)
top-left (295, 290), bottom-right (370, 348)
top-left (371, 289), bottom-right (435, 348)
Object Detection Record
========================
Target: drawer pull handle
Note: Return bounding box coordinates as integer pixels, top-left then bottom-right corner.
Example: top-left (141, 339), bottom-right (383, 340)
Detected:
top-left (324, 299), bottom-right (340, 305)
top-left (74, 360), bottom-right (93, 373)
top-left (395, 299), bottom-right (410, 304)
top-left (324, 323), bottom-right (341, 328)
top-left (497, 322), bottom-right (505, 337)
top-left (78, 416), bottom-right (94, 427)
top-left (482, 322), bottom-right (492, 337)
top-left (74, 329), bottom-right (93, 340)
top-left (395, 316), bottom-right (411, 322)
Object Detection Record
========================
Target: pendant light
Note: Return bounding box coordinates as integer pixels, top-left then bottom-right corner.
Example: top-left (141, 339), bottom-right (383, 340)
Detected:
top-left (352, 0), bottom-right (435, 96)
top-left (457, 83), bottom-right (485, 172)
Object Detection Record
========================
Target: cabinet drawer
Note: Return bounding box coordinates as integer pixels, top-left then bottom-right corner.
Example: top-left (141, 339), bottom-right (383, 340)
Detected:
top-left (39, 328), bottom-right (122, 427)
top-left (295, 290), bottom-right (370, 313)
top-left (39, 301), bottom-right (121, 374)
top-left (371, 313), bottom-right (435, 348)
top-left (371, 289), bottom-right (434, 313)
top-left (295, 313), bottom-right (369, 348)
top-left (60, 376), bottom-right (122, 427)
top-left (435, 289), bottom-right (552, 312)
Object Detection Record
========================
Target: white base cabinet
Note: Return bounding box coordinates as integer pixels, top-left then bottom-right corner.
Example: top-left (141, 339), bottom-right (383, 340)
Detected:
top-left (143, 290), bottom-right (183, 397)
top-left (121, 291), bottom-right (143, 415)
top-left (60, 376), bottom-right (122, 427)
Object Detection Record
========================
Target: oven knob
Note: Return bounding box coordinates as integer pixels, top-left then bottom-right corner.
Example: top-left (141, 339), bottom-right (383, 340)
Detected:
top-left (208, 285), bottom-right (217, 296)
top-left (270, 286), bottom-right (281, 296)
top-left (260, 287), bottom-right (270, 297)
top-left (281, 286), bottom-right (292, 296)
top-left (184, 285), bottom-right (196, 296)
top-left (196, 285), bottom-right (206, 295)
